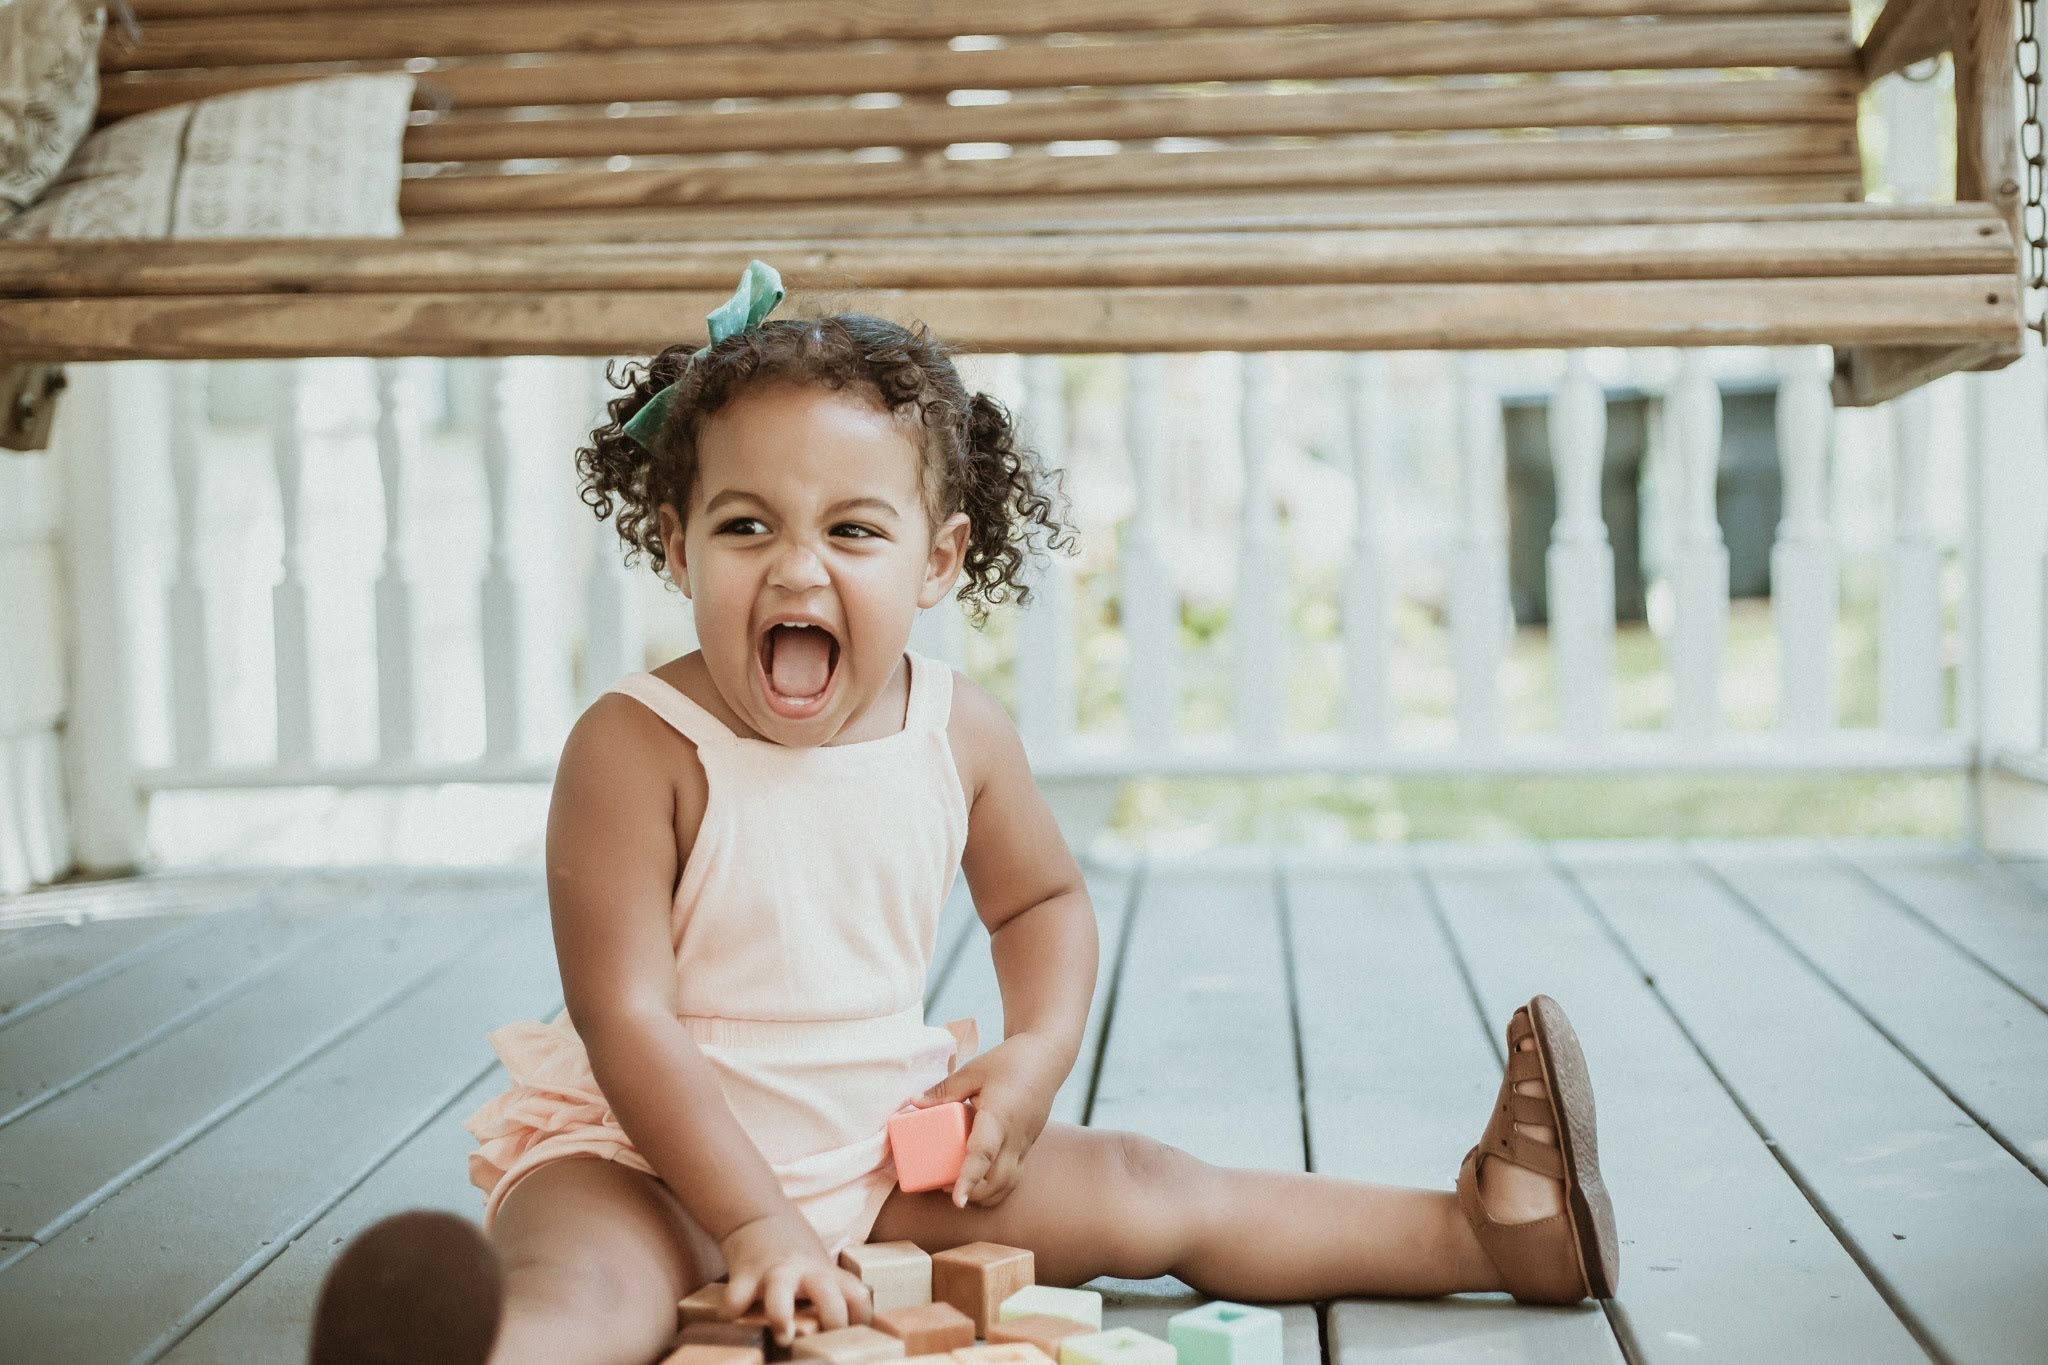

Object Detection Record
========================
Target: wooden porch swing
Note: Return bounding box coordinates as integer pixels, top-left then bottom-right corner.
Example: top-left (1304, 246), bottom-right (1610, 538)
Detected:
top-left (0, 0), bottom-right (2027, 409)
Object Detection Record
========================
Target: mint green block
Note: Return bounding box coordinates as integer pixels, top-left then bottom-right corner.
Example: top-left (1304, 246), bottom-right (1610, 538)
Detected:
top-left (1167, 1301), bottom-right (1283, 1365)
top-left (998, 1285), bottom-right (1103, 1329)
top-left (1057, 1327), bottom-right (1175, 1365)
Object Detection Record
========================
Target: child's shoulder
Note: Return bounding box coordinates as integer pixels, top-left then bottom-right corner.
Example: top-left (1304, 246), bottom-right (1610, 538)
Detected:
top-left (556, 671), bottom-right (704, 793)
top-left (942, 666), bottom-right (1030, 807)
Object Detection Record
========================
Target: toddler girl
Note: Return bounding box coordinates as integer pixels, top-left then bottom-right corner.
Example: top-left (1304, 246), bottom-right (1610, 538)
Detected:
top-left (309, 267), bottom-right (1619, 1365)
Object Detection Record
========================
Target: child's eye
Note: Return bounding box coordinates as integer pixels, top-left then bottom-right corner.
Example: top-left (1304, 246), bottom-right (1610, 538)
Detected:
top-left (718, 518), bottom-right (765, 535)
top-left (834, 524), bottom-right (878, 539)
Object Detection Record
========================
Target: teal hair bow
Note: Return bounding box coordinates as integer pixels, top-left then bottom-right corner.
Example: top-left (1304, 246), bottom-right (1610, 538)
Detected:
top-left (620, 259), bottom-right (785, 449)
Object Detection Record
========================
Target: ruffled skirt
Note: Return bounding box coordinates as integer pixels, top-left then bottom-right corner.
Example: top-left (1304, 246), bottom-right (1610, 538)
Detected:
top-left (463, 1005), bottom-right (970, 1257)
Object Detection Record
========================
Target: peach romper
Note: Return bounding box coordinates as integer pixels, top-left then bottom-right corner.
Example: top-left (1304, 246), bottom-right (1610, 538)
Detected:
top-left (463, 650), bottom-right (973, 1257)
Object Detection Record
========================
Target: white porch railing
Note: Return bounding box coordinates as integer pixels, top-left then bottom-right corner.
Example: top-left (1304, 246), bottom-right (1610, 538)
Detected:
top-left (13, 331), bottom-right (2045, 889)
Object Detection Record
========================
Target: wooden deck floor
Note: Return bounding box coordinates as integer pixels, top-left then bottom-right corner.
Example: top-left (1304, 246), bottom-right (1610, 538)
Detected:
top-left (1, 840), bottom-right (2044, 1364)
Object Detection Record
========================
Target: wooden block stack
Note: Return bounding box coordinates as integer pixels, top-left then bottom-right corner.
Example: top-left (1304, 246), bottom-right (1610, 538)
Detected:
top-left (669, 1240), bottom-right (1206, 1365)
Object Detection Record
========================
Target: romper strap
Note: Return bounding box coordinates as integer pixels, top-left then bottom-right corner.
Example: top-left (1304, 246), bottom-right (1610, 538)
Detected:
top-left (904, 650), bottom-right (956, 733)
top-left (606, 673), bottom-right (738, 750)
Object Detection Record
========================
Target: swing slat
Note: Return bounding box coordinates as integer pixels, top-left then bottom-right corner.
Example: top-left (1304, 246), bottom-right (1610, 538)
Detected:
top-left (0, 276), bottom-right (2013, 362)
top-left (0, 0), bottom-right (2017, 399)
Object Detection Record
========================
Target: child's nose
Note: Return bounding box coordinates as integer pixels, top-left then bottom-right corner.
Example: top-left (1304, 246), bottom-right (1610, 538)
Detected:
top-left (766, 539), bottom-right (829, 590)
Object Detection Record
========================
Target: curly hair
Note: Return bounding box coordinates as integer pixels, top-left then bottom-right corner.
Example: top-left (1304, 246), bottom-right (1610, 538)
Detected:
top-left (576, 314), bottom-right (1076, 625)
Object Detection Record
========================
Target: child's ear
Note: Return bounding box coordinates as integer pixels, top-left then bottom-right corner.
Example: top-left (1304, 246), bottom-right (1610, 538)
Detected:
top-left (656, 503), bottom-right (692, 597)
top-left (918, 511), bottom-right (971, 609)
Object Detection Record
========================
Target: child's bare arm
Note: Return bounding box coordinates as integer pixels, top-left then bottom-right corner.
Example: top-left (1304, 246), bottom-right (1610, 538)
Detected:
top-left (954, 678), bottom-right (1097, 1064)
top-left (546, 697), bottom-right (868, 1332)
top-left (912, 674), bottom-right (1098, 1206)
top-left (547, 695), bottom-right (786, 1238)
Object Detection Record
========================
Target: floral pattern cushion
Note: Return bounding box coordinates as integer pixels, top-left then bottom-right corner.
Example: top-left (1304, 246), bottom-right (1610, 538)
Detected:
top-left (0, 0), bottom-right (106, 219)
top-left (2, 71), bottom-right (416, 240)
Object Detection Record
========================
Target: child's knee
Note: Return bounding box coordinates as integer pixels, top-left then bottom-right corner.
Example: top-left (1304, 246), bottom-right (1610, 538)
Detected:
top-left (1102, 1131), bottom-right (1206, 1272)
top-left (1113, 1130), bottom-right (1202, 1196)
top-left (499, 1251), bottom-right (677, 1357)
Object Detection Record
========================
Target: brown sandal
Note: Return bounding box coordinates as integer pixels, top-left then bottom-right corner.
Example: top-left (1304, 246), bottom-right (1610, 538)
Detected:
top-left (1455, 995), bottom-right (1620, 1304)
top-left (308, 1209), bottom-right (503, 1363)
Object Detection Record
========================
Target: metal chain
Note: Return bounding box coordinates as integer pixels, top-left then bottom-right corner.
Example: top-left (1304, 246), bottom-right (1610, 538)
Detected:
top-left (2022, 0), bottom-right (2047, 345)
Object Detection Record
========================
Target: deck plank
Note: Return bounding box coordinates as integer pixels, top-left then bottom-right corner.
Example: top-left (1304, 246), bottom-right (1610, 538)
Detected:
top-left (0, 913), bottom-right (210, 1023)
top-left (1084, 853), bottom-right (1320, 1365)
top-left (925, 878), bottom-right (979, 1006)
top-left (0, 904), bottom-right (557, 1363)
top-left (1697, 841), bottom-right (2048, 1180)
top-left (11, 845), bottom-right (2043, 1359)
top-left (1567, 839), bottom-right (2048, 1363)
top-left (1286, 852), bottom-right (1626, 1362)
top-left (163, 1067), bottom-right (526, 1362)
top-left (0, 885), bottom-right (516, 1250)
top-left (1423, 842), bottom-right (1925, 1364)
top-left (0, 890), bottom-right (347, 1128)
top-left (1827, 841), bottom-right (2048, 1011)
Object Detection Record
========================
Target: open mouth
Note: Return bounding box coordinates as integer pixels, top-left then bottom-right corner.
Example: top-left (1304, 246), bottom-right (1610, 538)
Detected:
top-left (757, 622), bottom-right (841, 715)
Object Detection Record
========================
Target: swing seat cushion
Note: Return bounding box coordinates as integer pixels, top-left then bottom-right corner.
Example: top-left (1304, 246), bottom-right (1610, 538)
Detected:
top-left (2, 73), bottom-right (414, 242)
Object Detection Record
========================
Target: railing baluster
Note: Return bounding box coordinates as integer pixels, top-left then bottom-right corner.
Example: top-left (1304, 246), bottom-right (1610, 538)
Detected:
top-left (478, 360), bottom-right (527, 759)
top-left (908, 582), bottom-right (967, 668)
top-left (372, 360), bottom-right (419, 762)
top-left (1547, 350), bottom-right (1615, 745)
top-left (166, 363), bottom-right (214, 767)
top-left (1882, 382), bottom-right (1944, 739)
top-left (1341, 352), bottom-right (1393, 750)
top-left (1234, 353), bottom-right (1287, 750)
top-left (1451, 354), bottom-right (1507, 750)
top-left (583, 360), bottom-right (647, 701)
top-left (1772, 344), bottom-right (1839, 737)
top-left (27, 726), bottom-right (66, 884)
top-left (1121, 354), bottom-right (1178, 749)
top-left (1668, 350), bottom-right (1728, 738)
top-left (1014, 355), bottom-right (1076, 755)
top-left (0, 744), bottom-right (28, 894)
top-left (269, 362), bottom-right (315, 767)
top-left (0, 444), bottom-right (68, 888)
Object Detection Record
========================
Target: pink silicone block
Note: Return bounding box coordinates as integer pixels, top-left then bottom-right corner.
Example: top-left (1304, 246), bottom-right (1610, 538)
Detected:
top-left (887, 1101), bottom-right (970, 1194)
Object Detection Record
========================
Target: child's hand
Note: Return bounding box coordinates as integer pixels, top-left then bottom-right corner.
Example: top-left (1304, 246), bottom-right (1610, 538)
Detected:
top-left (909, 1032), bottom-right (1067, 1209)
top-left (716, 1208), bottom-right (872, 1346)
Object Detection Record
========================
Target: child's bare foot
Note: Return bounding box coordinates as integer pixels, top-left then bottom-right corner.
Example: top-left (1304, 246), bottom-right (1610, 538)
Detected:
top-left (1454, 996), bottom-right (1620, 1304)
top-left (308, 1209), bottom-right (502, 1363)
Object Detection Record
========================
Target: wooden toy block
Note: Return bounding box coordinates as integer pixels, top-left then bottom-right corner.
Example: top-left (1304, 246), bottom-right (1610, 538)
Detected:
top-left (873, 1301), bottom-right (976, 1355)
top-left (840, 1241), bottom-right (934, 1314)
top-left (659, 1346), bottom-right (766, 1365)
top-left (681, 1282), bottom-right (736, 1324)
top-left (887, 1101), bottom-right (971, 1194)
top-left (997, 1286), bottom-right (1101, 1330)
top-left (734, 1309), bottom-right (822, 1347)
top-left (791, 1325), bottom-right (910, 1365)
top-left (900, 1355), bottom-right (959, 1365)
top-left (931, 1242), bottom-right (1034, 1337)
top-left (1056, 1328), bottom-right (1175, 1365)
top-left (985, 1315), bottom-right (1094, 1356)
top-left (1166, 1302), bottom-right (1284, 1365)
top-left (952, 1346), bottom-right (1057, 1365)
top-left (682, 1321), bottom-right (776, 1354)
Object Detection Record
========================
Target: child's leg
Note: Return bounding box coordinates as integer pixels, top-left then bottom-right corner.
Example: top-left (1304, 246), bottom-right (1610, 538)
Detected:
top-left (870, 1122), bottom-right (1503, 1301)
top-left (487, 1156), bottom-right (726, 1365)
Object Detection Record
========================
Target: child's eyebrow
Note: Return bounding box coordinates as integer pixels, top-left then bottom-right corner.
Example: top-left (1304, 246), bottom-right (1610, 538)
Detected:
top-left (703, 490), bottom-right (900, 521)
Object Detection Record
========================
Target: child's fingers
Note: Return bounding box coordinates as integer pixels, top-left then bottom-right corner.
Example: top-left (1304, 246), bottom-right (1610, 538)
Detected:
top-left (952, 1134), bottom-right (997, 1207)
top-left (803, 1271), bottom-right (850, 1333)
top-left (839, 1270), bottom-right (874, 1324)
top-left (975, 1144), bottom-right (1024, 1203)
top-left (760, 1264), bottom-right (802, 1344)
top-left (722, 1271), bottom-right (759, 1318)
